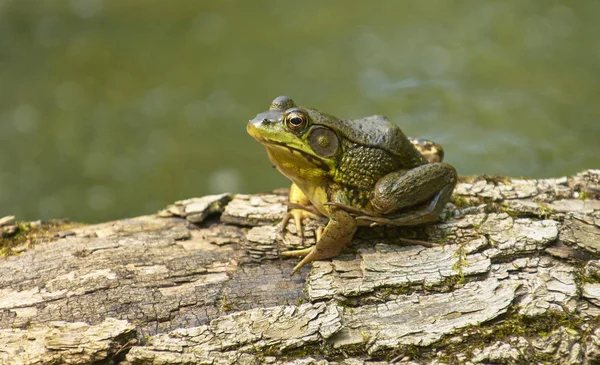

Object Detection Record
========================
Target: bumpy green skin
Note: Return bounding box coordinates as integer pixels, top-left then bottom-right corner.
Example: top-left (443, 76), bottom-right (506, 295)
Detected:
top-left (247, 96), bottom-right (457, 274)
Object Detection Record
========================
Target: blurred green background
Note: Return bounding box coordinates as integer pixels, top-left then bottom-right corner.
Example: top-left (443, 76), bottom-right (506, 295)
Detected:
top-left (1, 0), bottom-right (599, 223)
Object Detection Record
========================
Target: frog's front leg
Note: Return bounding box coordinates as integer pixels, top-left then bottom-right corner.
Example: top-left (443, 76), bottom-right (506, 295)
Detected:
top-left (281, 184), bottom-right (323, 238)
top-left (370, 162), bottom-right (457, 226)
top-left (281, 208), bottom-right (357, 275)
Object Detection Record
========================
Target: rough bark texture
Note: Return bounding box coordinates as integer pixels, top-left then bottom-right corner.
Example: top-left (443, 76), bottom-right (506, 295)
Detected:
top-left (1, 170), bottom-right (599, 365)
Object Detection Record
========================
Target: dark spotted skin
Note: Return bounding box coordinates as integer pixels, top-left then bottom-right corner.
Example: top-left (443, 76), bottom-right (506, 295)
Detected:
top-left (335, 144), bottom-right (397, 190)
top-left (331, 139), bottom-right (447, 213)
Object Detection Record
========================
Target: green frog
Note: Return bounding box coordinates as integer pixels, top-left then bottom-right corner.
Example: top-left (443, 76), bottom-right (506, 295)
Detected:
top-left (247, 96), bottom-right (457, 275)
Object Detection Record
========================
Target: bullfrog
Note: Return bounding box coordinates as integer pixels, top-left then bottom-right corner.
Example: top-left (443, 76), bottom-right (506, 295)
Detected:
top-left (247, 96), bottom-right (457, 275)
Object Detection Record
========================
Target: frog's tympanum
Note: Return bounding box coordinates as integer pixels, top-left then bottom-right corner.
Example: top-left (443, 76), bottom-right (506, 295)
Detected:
top-left (247, 96), bottom-right (457, 275)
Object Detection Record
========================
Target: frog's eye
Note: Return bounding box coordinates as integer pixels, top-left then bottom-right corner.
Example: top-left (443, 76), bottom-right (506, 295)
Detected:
top-left (284, 111), bottom-right (308, 131)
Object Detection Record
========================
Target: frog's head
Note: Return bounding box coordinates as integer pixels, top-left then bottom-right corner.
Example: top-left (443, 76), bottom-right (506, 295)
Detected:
top-left (247, 96), bottom-right (341, 180)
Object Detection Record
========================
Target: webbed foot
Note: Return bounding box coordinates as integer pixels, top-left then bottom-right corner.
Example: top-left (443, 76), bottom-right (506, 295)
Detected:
top-left (280, 226), bottom-right (325, 275)
top-left (281, 247), bottom-right (319, 275)
top-left (282, 209), bottom-right (356, 275)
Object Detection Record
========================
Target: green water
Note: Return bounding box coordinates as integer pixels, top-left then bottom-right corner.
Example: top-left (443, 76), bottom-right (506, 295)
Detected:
top-left (1, 0), bottom-right (599, 223)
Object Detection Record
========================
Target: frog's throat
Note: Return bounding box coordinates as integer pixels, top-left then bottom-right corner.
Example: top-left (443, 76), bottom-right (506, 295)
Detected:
top-left (263, 143), bottom-right (331, 190)
top-left (258, 138), bottom-right (332, 172)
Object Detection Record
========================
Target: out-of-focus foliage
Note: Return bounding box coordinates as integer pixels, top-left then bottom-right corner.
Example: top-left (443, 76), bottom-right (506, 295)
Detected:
top-left (1, 0), bottom-right (599, 222)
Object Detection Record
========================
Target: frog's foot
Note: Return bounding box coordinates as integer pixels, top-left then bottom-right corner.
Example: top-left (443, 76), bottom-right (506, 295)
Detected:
top-left (315, 226), bottom-right (324, 242)
top-left (281, 247), bottom-right (317, 275)
top-left (281, 209), bottom-right (322, 239)
top-left (283, 245), bottom-right (338, 276)
top-left (280, 226), bottom-right (324, 274)
top-left (282, 210), bottom-right (357, 275)
top-left (281, 247), bottom-right (314, 257)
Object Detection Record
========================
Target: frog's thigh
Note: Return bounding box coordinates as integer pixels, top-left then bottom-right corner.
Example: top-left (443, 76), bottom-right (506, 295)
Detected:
top-left (372, 162), bottom-right (457, 215)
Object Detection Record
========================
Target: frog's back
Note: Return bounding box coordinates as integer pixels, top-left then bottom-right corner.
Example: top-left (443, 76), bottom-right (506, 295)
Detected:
top-left (311, 112), bottom-right (427, 167)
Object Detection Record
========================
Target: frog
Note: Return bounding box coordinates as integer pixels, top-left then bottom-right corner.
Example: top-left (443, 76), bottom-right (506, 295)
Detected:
top-left (247, 96), bottom-right (457, 275)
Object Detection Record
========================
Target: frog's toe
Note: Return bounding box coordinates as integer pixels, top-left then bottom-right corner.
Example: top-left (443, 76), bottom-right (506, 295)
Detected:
top-left (280, 247), bottom-right (315, 275)
top-left (281, 247), bottom-right (314, 257)
top-left (281, 209), bottom-right (321, 238)
top-left (282, 243), bottom-right (336, 275)
top-left (284, 248), bottom-right (321, 275)
top-left (316, 226), bottom-right (324, 242)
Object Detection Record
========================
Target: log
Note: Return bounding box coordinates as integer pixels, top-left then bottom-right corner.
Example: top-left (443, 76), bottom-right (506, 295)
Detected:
top-left (0, 170), bottom-right (599, 365)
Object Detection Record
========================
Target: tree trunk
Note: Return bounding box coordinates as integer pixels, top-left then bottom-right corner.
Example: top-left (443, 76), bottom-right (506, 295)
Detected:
top-left (1, 170), bottom-right (599, 365)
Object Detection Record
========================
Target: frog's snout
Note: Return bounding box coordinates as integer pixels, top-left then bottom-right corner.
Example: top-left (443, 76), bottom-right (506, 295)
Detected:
top-left (247, 118), bottom-right (268, 137)
top-left (249, 111), bottom-right (281, 129)
top-left (249, 117), bottom-right (269, 128)
top-left (248, 113), bottom-right (274, 138)
top-left (246, 119), bottom-right (259, 136)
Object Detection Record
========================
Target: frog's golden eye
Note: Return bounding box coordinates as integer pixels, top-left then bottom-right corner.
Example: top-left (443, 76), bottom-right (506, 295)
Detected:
top-left (284, 111), bottom-right (308, 131)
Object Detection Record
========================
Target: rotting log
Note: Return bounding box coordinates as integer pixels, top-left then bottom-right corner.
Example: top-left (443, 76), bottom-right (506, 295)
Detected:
top-left (0, 170), bottom-right (599, 365)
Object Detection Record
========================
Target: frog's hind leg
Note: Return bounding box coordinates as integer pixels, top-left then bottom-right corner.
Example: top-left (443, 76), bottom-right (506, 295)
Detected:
top-left (358, 184), bottom-right (454, 226)
top-left (282, 209), bottom-right (356, 275)
top-left (369, 162), bottom-right (457, 226)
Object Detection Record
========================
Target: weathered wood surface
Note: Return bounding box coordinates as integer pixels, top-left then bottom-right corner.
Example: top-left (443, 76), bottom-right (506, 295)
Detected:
top-left (0, 170), bottom-right (599, 364)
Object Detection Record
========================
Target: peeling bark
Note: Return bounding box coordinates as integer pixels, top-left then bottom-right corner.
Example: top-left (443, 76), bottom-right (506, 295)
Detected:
top-left (0, 170), bottom-right (599, 365)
